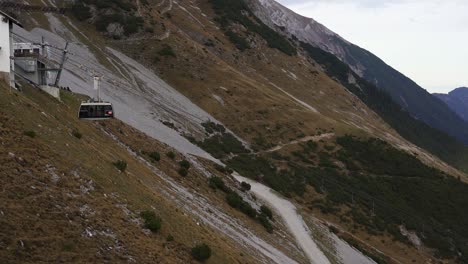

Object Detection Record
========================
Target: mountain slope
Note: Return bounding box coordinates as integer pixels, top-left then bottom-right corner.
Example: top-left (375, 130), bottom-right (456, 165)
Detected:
top-left (434, 87), bottom-right (468, 122)
top-left (6, 0), bottom-right (468, 263)
top-left (247, 0), bottom-right (468, 145)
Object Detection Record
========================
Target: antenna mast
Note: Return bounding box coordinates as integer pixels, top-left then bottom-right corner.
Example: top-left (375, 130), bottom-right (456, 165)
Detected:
top-left (94, 76), bottom-right (101, 101)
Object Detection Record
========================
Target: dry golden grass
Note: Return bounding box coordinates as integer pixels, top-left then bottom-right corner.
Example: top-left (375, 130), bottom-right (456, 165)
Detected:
top-left (0, 84), bottom-right (269, 263)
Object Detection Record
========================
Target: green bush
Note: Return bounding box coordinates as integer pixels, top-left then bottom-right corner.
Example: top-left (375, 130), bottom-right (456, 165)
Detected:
top-left (258, 214), bottom-right (273, 233)
top-left (179, 159), bottom-right (191, 169)
top-left (141, 210), bottom-right (161, 233)
top-left (72, 129), bottom-right (82, 139)
top-left (191, 243), bottom-right (211, 261)
top-left (158, 45), bottom-right (176, 57)
top-left (194, 132), bottom-right (248, 159)
top-left (202, 121), bottom-right (226, 134)
top-left (72, 3), bottom-right (92, 20)
top-left (260, 205), bottom-right (273, 219)
top-left (178, 167), bottom-right (188, 177)
top-left (226, 191), bottom-right (257, 218)
top-left (23, 130), bottom-right (36, 138)
top-left (112, 160), bottom-right (127, 172)
top-left (166, 151), bottom-right (176, 159)
top-left (209, 176), bottom-right (230, 192)
top-left (225, 30), bottom-right (250, 51)
top-left (149, 151), bottom-right (160, 162)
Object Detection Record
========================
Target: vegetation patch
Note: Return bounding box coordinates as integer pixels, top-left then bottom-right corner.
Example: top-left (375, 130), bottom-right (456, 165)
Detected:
top-left (166, 151), bottom-right (176, 159)
top-left (209, 0), bottom-right (296, 55)
top-left (140, 210), bottom-right (162, 233)
top-left (157, 45), bottom-right (176, 58)
top-left (148, 151), bottom-right (160, 162)
top-left (178, 167), bottom-right (189, 177)
top-left (72, 129), bottom-right (82, 139)
top-left (23, 130), bottom-right (36, 138)
top-left (73, 0), bottom-right (143, 36)
top-left (112, 160), bottom-right (127, 172)
top-left (191, 243), bottom-right (212, 261)
top-left (300, 41), bottom-right (468, 172)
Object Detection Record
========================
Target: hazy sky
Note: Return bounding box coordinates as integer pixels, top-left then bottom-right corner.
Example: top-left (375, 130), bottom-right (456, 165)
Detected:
top-left (276, 0), bottom-right (468, 94)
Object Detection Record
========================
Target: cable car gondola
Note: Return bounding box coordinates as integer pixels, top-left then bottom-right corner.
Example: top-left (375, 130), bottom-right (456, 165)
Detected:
top-left (78, 76), bottom-right (114, 120)
top-left (78, 101), bottom-right (114, 120)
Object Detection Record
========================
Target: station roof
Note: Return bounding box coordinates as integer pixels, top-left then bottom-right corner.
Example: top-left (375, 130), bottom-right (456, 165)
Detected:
top-left (0, 10), bottom-right (23, 27)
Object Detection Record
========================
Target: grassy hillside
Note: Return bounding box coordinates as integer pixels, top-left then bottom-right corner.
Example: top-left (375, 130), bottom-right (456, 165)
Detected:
top-left (14, 0), bottom-right (468, 262)
top-left (0, 83), bottom-right (287, 263)
top-left (300, 42), bottom-right (468, 173)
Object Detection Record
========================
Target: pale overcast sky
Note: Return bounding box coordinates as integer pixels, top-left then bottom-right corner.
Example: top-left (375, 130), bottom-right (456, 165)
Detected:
top-left (276, 0), bottom-right (468, 94)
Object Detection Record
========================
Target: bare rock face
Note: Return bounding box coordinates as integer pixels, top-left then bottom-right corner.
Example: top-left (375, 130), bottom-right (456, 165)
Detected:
top-left (245, 0), bottom-right (363, 73)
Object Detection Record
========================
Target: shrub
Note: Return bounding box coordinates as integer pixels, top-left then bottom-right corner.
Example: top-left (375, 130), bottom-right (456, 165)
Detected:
top-left (240, 181), bottom-right (251, 191)
top-left (141, 210), bottom-right (161, 233)
top-left (23, 130), bottom-right (36, 138)
top-left (158, 45), bottom-right (176, 57)
top-left (195, 133), bottom-right (248, 159)
top-left (166, 151), bottom-right (176, 159)
top-left (226, 191), bottom-right (242, 208)
top-left (258, 214), bottom-right (273, 233)
top-left (166, 235), bottom-right (174, 242)
top-left (201, 121), bottom-right (226, 134)
top-left (178, 167), bottom-right (188, 177)
top-left (260, 205), bottom-right (273, 219)
top-left (149, 151), bottom-right (160, 162)
top-left (72, 129), bottom-right (82, 139)
top-left (225, 30), bottom-right (249, 51)
top-left (191, 243), bottom-right (211, 261)
top-left (113, 160), bottom-right (127, 172)
top-left (214, 164), bottom-right (228, 174)
top-left (226, 192), bottom-right (257, 218)
top-left (179, 159), bottom-right (191, 169)
top-left (72, 3), bottom-right (92, 21)
top-left (209, 176), bottom-right (229, 192)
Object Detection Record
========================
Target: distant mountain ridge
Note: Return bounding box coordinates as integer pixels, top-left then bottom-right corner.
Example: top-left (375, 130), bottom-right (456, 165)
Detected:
top-left (247, 0), bottom-right (468, 144)
top-left (434, 87), bottom-right (468, 122)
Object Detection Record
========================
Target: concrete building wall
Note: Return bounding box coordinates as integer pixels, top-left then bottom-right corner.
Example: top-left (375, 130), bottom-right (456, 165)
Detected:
top-left (0, 13), bottom-right (11, 74)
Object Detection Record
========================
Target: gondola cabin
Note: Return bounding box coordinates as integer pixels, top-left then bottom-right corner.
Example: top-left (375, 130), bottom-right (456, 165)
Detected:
top-left (78, 102), bottom-right (114, 120)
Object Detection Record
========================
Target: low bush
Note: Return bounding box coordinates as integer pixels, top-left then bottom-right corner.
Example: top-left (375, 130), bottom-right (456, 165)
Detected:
top-left (158, 45), bottom-right (176, 57)
top-left (71, 3), bottom-right (92, 21)
top-left (202, 121), bottom-right (226, 134)
top-left (179, 159), bottom-right (191, 169)
top-left (258, 214), bottom-right (273, 233)
top-left (149, 151), bottom-right (160, 162)
top-left (113, 160), bottom-right (127, 172)
top-left (191, 243), bottom-right (211, 261)
top-left (260, 205), bottom-right (273, 220)
top-left (141, 210), bottom-right (161, 233)
top-left (178, 167), bottom-right (188, 177)
top-left (209, 176), bottom-right (230, 192)
top-left (23, 130), bottom-right (36, 138)
top-left (195, 133), bottom-right (248, 159)
top-left (72, 129), bottom-right (82, 139)
top-left (166, 151), bottom-right (176, 159)
top-left (226, 192), bottom-right (257, 218)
